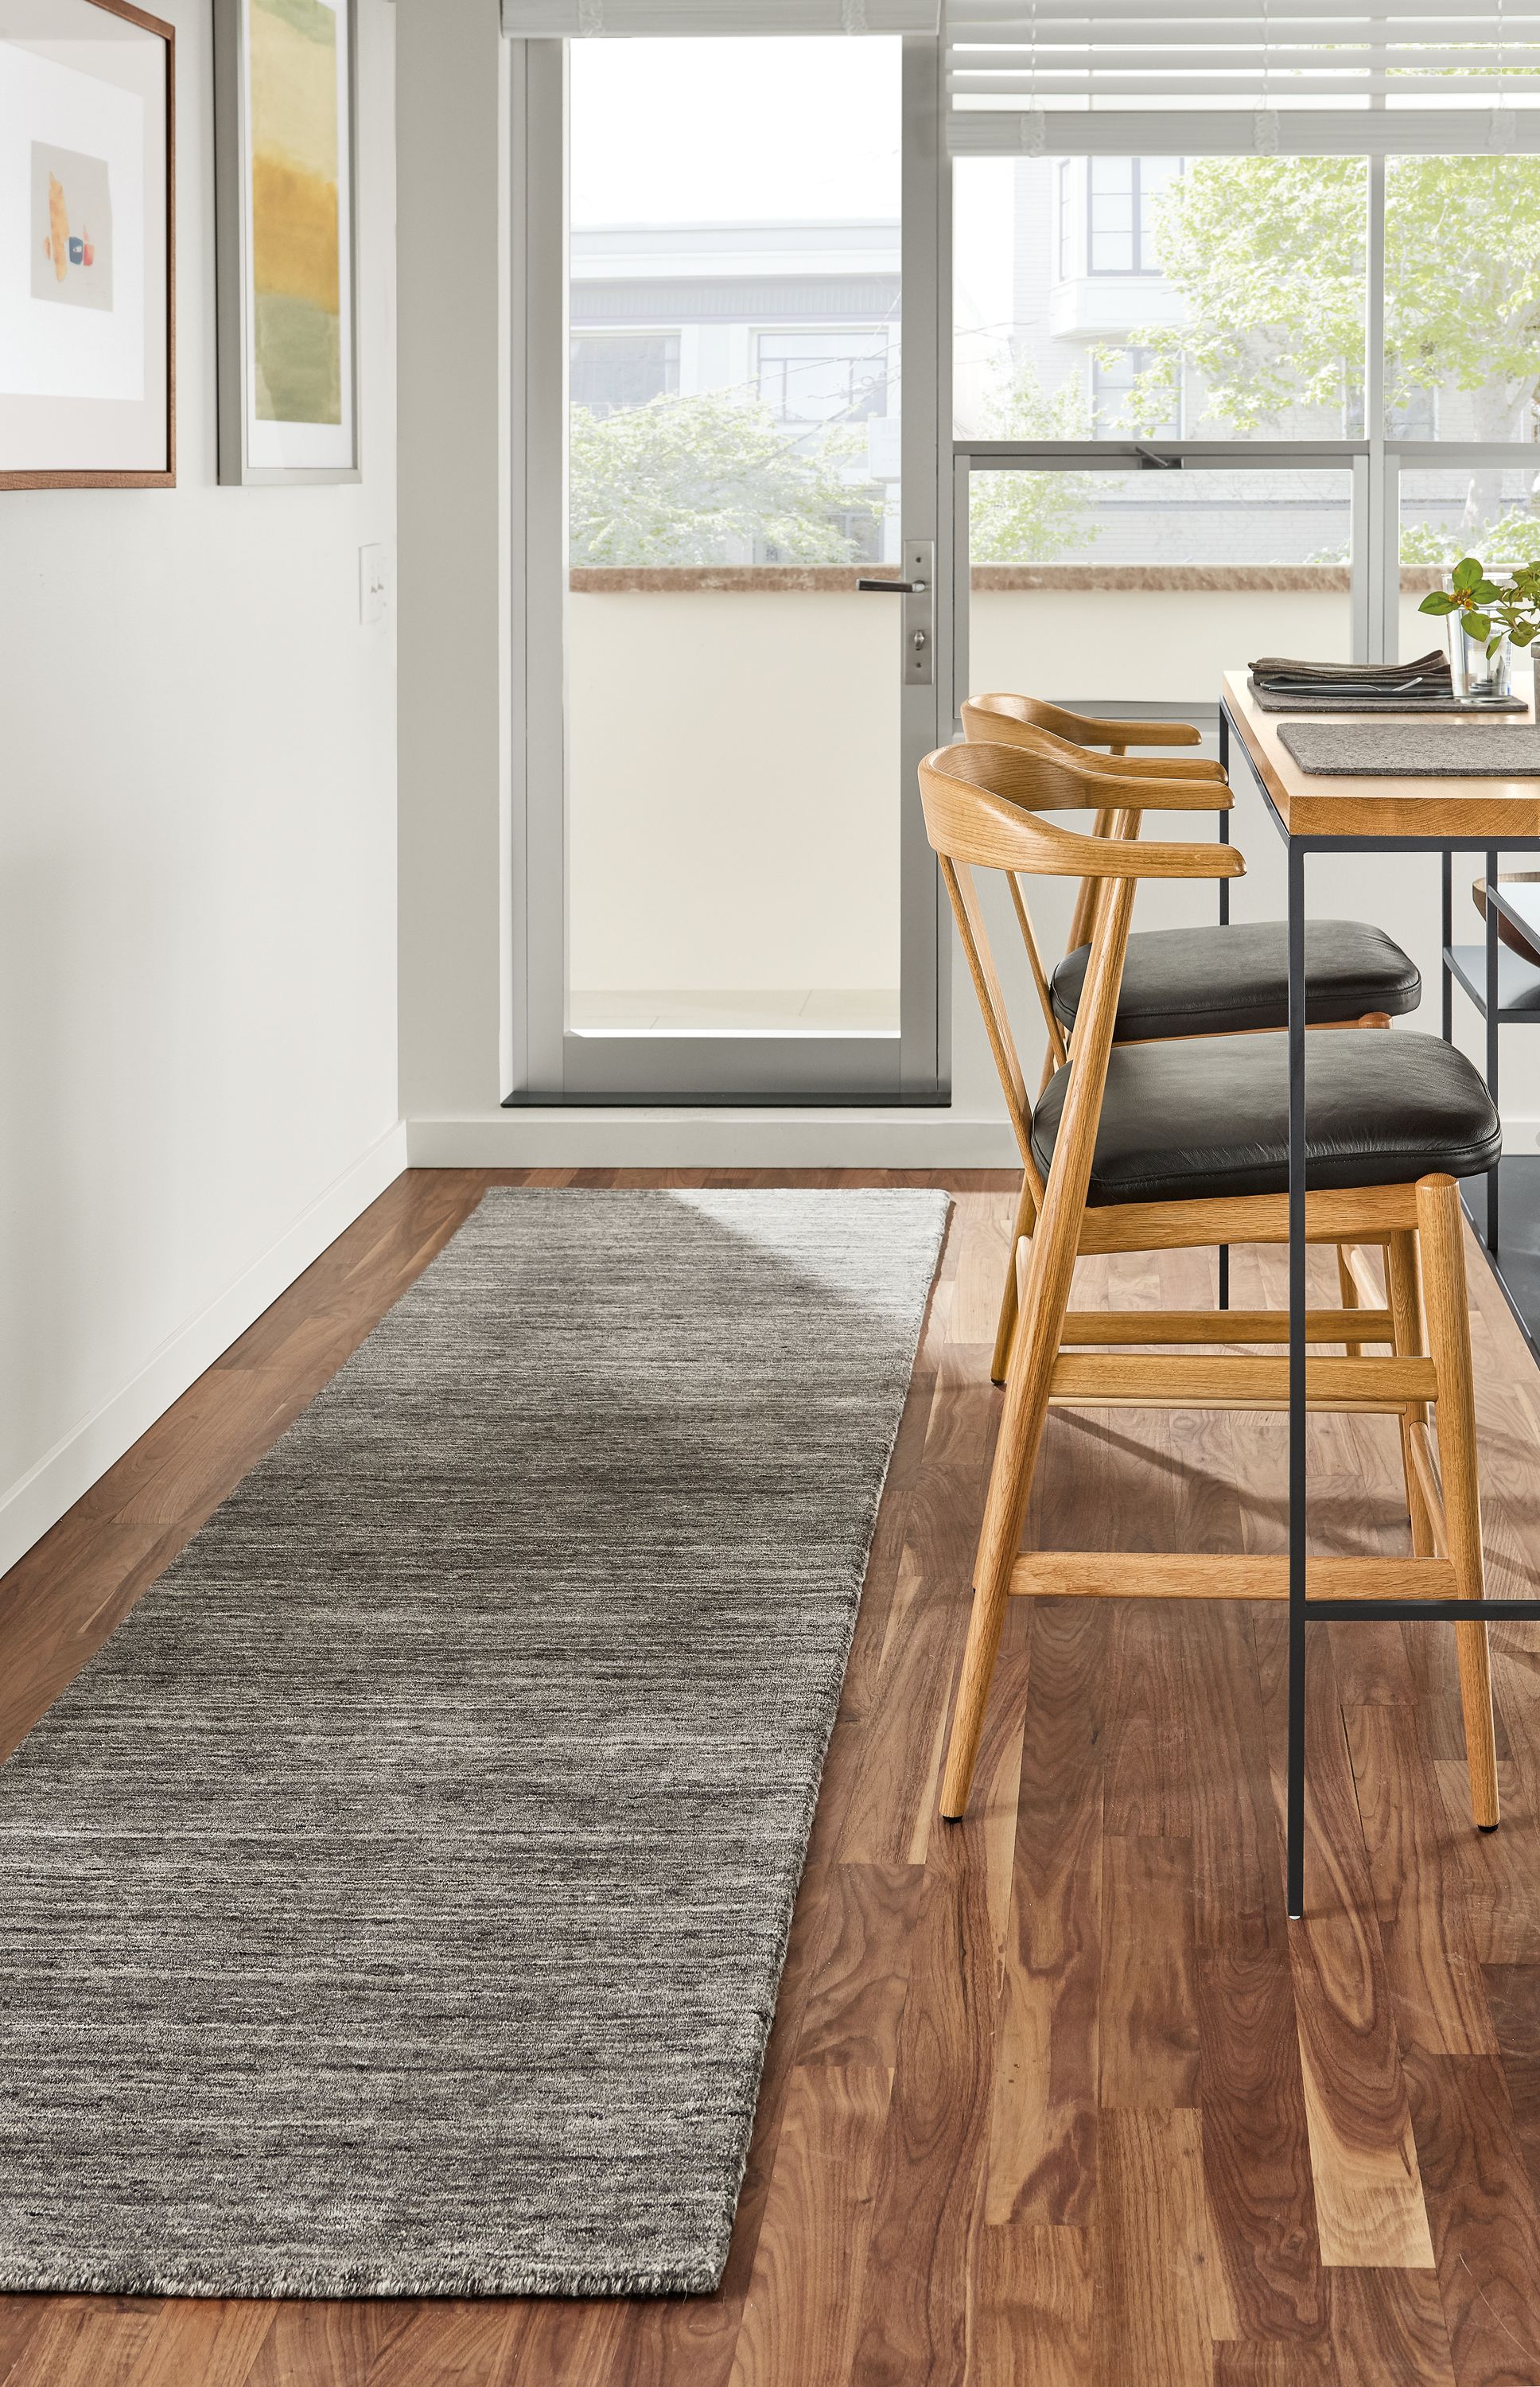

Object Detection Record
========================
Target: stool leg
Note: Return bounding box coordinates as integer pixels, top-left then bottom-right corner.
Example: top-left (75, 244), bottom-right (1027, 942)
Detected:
top-left (990, 1175), bottom-right (1036, 1388)
top-left (1386, 1229), bottom-right (1436, 1558)
top-left (1337, 1245), bottom-right (1364, 1360)
top-left (1417, 1174), bottom-right (1500, 1832)
top-left (943, 1220), bottom-right (1071, 1817)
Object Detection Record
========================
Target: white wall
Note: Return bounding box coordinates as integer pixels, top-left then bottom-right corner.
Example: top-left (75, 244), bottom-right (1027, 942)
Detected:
top-left (395, 0), bottom-right (511, 1127)
top-left (0, 0), bottom-right (402, 1572)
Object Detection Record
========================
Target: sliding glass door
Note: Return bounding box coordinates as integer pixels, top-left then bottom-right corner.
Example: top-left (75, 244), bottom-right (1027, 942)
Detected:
top-left (511, 34), bottom-right (949, 1104)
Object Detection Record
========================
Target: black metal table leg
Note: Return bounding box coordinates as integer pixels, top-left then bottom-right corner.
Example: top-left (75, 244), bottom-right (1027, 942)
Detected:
top-left (1487, 843), bottom-right (1500, 1256)
top-left (1218, 723), bottom-right (1231, 1307)
top-left (1441, 850), bottom-right (1452, 1043)
top-left (1287, 839), bottom-right (1308, 1922)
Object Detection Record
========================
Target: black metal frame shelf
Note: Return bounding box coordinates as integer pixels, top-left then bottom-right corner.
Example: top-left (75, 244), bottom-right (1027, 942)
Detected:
top-left (1443, 943), bottom-right (1540, 1025)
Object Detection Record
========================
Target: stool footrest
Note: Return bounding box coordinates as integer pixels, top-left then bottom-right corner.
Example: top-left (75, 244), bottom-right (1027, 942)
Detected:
top-left (1009, 1553), bottom-right (1458, 1602)
top-left (1060, 1307), bottom-right (1394, 1346)
top-left (1048, 1352), bottom-right (1436, 1408)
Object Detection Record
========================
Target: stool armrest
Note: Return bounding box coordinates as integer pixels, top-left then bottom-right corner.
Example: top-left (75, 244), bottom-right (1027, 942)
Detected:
top-left (962, 694), bottom-right (1204, 752)
top-left (921, 759), bottom-right (1245, 880)
top-left (1077, 752), bottom-right (1227, 783)
top-left (1036, 777), bottom-right (1231, 815)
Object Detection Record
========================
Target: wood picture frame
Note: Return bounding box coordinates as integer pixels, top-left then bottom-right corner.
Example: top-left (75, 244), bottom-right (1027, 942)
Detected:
top-left (214, 0), bottom-right (360, 487)
top-left (0, 0), bottom-right (175, 490)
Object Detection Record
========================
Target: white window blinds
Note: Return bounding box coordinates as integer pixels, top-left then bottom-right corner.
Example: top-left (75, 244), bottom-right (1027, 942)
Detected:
top-left (503, 1), bottom-right (939, 32)
top-left (947, 3), bottom-right (1540, 154)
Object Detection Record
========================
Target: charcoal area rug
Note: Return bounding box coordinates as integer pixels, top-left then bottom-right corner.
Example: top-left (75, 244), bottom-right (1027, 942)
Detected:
top-left (0, 1189), bottom-right (948, 2299)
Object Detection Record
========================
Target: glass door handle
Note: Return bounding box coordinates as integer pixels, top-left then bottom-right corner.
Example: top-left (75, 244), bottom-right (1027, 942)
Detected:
top-left (857, 578), bottom-right (927, 594)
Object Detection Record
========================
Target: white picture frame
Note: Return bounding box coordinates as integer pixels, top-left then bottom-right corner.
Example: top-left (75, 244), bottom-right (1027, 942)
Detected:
top-left (214, 0), bottom-right (359, 486)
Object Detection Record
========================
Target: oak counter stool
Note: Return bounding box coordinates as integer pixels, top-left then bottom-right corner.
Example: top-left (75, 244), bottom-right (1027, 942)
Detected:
top-left (924, 736), bottom-right (1504, 1847)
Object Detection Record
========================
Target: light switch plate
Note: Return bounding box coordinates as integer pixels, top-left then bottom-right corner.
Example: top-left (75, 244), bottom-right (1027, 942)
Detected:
top-left (360, 543), bottom-right (391, 625)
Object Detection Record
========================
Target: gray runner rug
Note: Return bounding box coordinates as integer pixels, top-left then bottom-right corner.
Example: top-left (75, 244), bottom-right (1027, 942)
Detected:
top-left (0, 1188), bottom-right (948, 2299)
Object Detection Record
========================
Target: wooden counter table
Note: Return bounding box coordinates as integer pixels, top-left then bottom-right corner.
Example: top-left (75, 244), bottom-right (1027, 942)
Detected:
top-left (1219, 666), bottom-right (1540, 1916)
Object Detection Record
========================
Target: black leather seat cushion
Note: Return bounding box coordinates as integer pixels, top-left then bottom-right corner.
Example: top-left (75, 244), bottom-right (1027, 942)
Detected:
top-left (1031, 1029), bottom-right (1500, 1207)
top-left (1051, 919), bottom-right (1421, 1043)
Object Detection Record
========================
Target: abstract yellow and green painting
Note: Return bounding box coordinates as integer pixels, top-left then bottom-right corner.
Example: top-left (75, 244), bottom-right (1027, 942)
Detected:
top-left (249, 0), bottom-right (341, 425)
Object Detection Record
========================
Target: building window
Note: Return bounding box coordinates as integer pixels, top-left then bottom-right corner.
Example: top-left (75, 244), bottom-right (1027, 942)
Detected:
top-left (755, 329), bottom-right (890, 425)
top-left (1091, 345), bottom-right (1180, 437)
top-left (1056, 158), bottom-right (1072, 281)
top-left (570, 333), bottom-right (680, 416)
top-left (1087, 158), bottom-right (1180, 275)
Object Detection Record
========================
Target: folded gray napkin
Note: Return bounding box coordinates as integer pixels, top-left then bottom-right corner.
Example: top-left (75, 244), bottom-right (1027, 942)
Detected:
top-left (1250, 648), bottom-right (1451, 695)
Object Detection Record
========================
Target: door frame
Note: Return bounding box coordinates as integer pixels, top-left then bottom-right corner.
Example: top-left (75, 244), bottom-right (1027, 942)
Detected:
top-left (505, 33), bottom-right (952, 1108)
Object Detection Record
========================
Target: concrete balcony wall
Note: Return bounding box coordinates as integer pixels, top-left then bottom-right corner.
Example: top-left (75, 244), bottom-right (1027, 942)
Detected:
top-left (568, 566), bottom-right (1354, 1000)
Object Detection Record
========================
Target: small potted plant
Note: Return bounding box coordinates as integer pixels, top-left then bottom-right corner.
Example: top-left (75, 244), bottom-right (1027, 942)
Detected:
top-left (1419, 555), bottom-right (1540, 702)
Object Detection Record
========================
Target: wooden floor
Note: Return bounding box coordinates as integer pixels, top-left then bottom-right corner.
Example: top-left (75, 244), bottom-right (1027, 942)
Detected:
top-left (5, 1167), bottom-right (1540, 2386)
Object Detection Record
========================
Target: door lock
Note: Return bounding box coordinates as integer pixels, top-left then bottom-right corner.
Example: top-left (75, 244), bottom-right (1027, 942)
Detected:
top-left (858, 542), bottom-right (933, 684)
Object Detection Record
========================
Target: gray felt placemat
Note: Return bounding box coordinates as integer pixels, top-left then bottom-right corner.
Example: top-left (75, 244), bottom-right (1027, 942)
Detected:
top-left (1278, 722), bottom-right (1540, 777)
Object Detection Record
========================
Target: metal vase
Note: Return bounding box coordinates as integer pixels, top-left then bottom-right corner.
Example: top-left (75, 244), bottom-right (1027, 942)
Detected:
top-left (1449, 619), bottom-right (1514, 703)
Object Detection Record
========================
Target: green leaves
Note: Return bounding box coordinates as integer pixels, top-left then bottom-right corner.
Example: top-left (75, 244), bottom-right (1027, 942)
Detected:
top-left (1421, 555), bottom-right (1540, 653)
top-left (970, 361), bottom-right (1101, 563)
top-left (567, 392), bottom-right (882, 567)
top-left (1122, 154), bottom-right (1540, 447)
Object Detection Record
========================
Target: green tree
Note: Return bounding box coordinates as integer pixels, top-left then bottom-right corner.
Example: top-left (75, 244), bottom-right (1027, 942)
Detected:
top-left (968, 360), bottom-right (1101, 563)
top-left (1118, 156), bottom-right (1367, 439)
top-left (569, 391), bottom-right (882, 567)
top-left (1385, 156), bottom-right (1540, 443)
top-left (1400, 507), bottom-right (1540, 569)
top-left (1121, 154), bottom-right (1540, 544)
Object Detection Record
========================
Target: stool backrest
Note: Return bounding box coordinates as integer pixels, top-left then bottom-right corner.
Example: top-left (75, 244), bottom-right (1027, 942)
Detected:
top-left (920, 742), bottom-right (1243, 1178)
top-left (960, 699), bottom-right (1210, 976)
top-left (933, 727), bottom-right (1233, 1088)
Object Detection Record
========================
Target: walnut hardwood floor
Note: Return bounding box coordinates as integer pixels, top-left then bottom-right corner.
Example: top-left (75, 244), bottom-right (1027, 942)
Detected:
top-left (4, 1167), bottom-right (1540, 2386)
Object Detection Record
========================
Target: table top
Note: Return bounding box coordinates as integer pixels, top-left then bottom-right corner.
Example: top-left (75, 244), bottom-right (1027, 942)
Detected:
top-left (1222, 668), bottom-right (1540, 840)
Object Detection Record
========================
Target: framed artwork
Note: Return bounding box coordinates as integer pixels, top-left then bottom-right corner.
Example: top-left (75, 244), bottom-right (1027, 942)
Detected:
top-left (0, 0), bottom-right (174, 490)
top-left (215, 0), bottom-right (359, 485)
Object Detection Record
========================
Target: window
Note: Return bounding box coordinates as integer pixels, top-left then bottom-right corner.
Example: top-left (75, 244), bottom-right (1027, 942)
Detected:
top-left (1087, 158), bottom-right (1134, 274)
top-left (1385, 157), bottom-right (1540, 446)
top-left (1056, 158), bottom-right (1072, 281)
top-left (1087, 158), bottom-right (1179, 276)
top-left (1091, 345), bottom-right (1180, 438)
top-left (570, 333), bottom-right (679, 418)
top-left (755, 329), bottom-right (890, 426)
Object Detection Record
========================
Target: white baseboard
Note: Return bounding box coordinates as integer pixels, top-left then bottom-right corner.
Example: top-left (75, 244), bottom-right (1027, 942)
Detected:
top-left (410, 1109), bottom-right (1540, 1172)
top-left (0, 1122), bottom-right (409, 1579)
top-left (406, 1108), bottom-right (1022, 1168)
